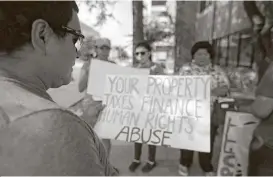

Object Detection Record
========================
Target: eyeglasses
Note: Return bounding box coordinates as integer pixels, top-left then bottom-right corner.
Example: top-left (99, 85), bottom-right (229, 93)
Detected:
top-left (61, 25), bottom-right (85, 53)
top-left (135, 51), bottom-right (147, 56)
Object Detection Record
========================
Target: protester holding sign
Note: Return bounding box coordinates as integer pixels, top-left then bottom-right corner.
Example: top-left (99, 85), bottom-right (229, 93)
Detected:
top-left (128, 41), bottom-right (164, 173)
top-left (78, 37), bottom-right (115, 157)
top-left (0, 1), bottom-right (117, 175)
top-left (178, 41), bottom-right (230, 176)
top-left (236, 61), bottom-right (273, 176)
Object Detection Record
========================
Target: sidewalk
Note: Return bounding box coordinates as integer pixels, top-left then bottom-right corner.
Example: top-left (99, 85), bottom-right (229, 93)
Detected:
top-left (109, 134), bottom-right (223, 176)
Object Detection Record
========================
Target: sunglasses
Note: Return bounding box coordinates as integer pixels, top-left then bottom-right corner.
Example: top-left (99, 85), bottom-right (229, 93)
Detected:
top-left (98, 46), bottom-right (111, 50)
top-left (61, 25), bottom-right (85, 54)
top-left (135, 51), bottom-right (147, 56)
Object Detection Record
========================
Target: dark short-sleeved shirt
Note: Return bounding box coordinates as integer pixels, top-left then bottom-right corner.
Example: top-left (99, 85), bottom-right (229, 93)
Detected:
top-left (0, 70), bottom-right (117, 175)
top-left (255, 62), bottom-right (273, 148)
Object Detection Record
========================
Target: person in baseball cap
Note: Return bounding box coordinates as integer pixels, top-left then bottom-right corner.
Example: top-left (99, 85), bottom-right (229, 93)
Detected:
top-left (95, 37), bottom-right (111, 61)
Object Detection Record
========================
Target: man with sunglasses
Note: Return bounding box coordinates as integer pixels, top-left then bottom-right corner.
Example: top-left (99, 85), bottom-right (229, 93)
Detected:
top-left (0, 1), bottom-right (117, 175)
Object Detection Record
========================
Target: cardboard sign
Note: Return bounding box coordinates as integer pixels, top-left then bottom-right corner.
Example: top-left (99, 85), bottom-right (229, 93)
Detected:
top-left (217, 111), bottom-right (259, 176)
top-left (94, 75), bottom-right (211, 152)
top-left (87, 59), bottom-right (149, 100)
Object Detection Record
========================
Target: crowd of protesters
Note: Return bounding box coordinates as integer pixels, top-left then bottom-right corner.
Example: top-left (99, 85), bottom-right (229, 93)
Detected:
top-left (0, 1), bottom-right (273, 176)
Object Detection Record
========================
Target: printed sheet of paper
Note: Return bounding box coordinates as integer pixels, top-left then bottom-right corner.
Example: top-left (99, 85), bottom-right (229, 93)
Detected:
top-left (94, 75), bottom-right (211, 152)
top-left (217, 111), bottom-right (259, 176)
top-left (87, 59), bottom-right (149, 100)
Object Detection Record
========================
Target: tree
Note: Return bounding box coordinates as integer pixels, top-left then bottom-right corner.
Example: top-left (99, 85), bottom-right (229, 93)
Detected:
top-left (79, 0), bottom-right (117, 26)
top-left (144, 12), bottom-right (174, 44)
top-left (112, 46), bottom-right (130, 60)
top-left (82, 0), bottom-right (174, 65)
top-left (132, 0), bottom-right (144, 65)
top-left (127, 10), bottom-right (174, 44)
top-left (174, 1), bottom-right (198, 72)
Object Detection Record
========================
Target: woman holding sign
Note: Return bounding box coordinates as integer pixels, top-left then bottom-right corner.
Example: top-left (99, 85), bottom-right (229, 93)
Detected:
top-left (178, 41), bottom-right (230, 176)
top-left (128, 41), bottom-right (164, 173)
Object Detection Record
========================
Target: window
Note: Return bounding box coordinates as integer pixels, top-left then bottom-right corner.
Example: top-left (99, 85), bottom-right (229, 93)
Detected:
top-left (199, 1), bottom-right (212, 13)
top-left (152, 0), bottom-right (166, 6)
top-left (238, 37), bottom-right (253, 67)
top-left (227, 33), bottom-right (240, 66)
top-left (213, 31), bottom-right (259, 69)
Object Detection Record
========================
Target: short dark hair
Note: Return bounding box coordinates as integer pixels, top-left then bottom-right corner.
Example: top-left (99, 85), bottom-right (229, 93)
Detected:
top-left (191, 41), bottom-right (214, 59)
top-left (135, 41), bottom-right (152, 61)
top-left (0, 1), bottom-right (79, 53)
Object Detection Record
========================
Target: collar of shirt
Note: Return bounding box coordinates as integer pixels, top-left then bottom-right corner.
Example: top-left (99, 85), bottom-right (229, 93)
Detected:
top-left (0, 69), bottom-right (54, 102)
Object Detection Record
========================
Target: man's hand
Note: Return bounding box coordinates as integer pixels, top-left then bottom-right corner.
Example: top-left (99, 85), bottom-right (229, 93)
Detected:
top-left (80, 98), bottom-right (105, 127)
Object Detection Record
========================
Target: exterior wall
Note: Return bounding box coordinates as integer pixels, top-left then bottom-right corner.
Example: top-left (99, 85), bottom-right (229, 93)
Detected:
top-left (195, 1), bottom-right (251, 41)
top-left (194, 1), bottom-right (260, 69)
top-left (195, 4), bottom-right (214, 41)
top-left (229, 1), bottom-right (251, 34)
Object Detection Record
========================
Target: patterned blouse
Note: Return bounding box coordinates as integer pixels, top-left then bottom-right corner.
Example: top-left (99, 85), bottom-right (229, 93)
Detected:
top-left (179, 62), bottom-right (230, 110)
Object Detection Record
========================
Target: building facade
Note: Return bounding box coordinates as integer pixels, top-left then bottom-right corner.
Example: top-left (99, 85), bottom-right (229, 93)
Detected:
top-left (195, 1), bottom-right (264, 69)
top-left (143, 1), bottom-right (266, 71)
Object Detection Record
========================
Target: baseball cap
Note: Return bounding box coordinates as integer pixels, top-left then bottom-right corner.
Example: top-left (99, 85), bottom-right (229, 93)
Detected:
top-left (95, 38), bottom-right (111, 48)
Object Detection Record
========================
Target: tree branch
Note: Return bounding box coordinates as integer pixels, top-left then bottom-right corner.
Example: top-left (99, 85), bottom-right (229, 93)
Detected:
top-left (83, 0), bottom-right (117, 26)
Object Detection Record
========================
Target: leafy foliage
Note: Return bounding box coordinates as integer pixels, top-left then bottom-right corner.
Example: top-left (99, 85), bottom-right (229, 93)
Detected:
top-left (144, 12), bottom-right (174, 44)
top-left (80, 0), bottom-right (117, 26)
top-left (112, 46), bottom-right (130, 60)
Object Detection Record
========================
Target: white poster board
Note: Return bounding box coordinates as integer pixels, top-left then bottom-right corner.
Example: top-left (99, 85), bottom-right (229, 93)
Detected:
top-left (87, 59), bottom-right (149, 100)
top-left (217, 111), bottom-right (259, 176)
top-left (94, 75), bottom-right (211, 152)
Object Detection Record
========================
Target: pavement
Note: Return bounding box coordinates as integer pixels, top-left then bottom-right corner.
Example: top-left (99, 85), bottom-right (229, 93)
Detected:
top-left (48, 60), bottom-right (223, 176)
top-left (109, 133), bottom-right (223, 176)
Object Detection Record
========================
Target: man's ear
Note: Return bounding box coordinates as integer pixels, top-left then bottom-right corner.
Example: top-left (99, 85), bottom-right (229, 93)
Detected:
top-left (31, 19), bottom-right (51, 54)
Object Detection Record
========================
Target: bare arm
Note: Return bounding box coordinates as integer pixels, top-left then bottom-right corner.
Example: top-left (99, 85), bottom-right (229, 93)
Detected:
top-left (78, 60), bottom-right (90, 93)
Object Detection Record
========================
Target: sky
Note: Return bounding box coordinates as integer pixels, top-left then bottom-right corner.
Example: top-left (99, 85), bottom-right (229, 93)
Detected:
top-left (77, 1), bottom-right (133, 56)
